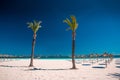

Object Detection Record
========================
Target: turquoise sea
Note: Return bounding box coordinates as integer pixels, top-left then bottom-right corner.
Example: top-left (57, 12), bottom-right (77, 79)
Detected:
top-left (1, 57), bottom-right (120, 61)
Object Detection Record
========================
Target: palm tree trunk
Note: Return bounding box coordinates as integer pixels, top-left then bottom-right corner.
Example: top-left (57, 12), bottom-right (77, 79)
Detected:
top-left (29, 33), bottom-right (36, 67)
top-left (71, 32), bottom-right (76, 69)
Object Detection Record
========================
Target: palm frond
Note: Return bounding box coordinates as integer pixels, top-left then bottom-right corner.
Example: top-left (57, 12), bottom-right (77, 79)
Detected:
top-left (27, 20), bottom-right (42, 33)
top-left (63, 18), bottom-right (73, 31)
top-left (70, 15), bottom-right (78, 31)
top-left (63, 15), bottom-right (78, 32)
top-left (63, 18), bottom-right (72, 27)
top-left (27, 22), bottom-right (33, 28)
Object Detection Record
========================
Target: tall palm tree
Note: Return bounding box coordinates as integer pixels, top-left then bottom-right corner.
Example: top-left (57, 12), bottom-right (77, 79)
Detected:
top-left (63, 15), bottom-right (78, 69)
top-left (27, 20), bottom-right (42, 67)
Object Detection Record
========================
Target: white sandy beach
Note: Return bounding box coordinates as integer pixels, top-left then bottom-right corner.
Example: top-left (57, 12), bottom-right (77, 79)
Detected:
top-left (0, 58), bottom-right (120, 80)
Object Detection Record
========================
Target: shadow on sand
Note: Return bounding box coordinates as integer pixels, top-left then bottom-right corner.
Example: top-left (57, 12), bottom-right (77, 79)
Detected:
top-left (92, 66), bottom-right (105, 69)
top-left (99, 63), bottom-right (106, 65)
top-left (116, 66), bottom-right (120, 68)
top-left (82, 64), bottom-right (91, 66)
top-left (107, 73), bottom-right (120, 79)
top-left (0, 65), bottom-right (71, 71)
top-left (26, 68), bottom-right (70, 71)
top-left (116, 63), bottom-right (120, 65)
top-left (0, 65), bottom-right (28, 68)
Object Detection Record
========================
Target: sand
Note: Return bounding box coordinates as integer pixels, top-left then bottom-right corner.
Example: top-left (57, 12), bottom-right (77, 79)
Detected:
top-left (0, 58), bottom-right (120, 80)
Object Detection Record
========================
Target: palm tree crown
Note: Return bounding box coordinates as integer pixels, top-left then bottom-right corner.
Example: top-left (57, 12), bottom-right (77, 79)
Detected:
top-left (63, 15), bottom-right (78, 32)
top-left (27, 20), bottom-right (42, 33)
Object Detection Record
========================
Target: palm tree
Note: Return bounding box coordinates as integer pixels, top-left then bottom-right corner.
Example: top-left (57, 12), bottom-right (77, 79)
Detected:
top-left (81, 55), bottom-right (85, 64)
top-left (63, 15), bottom-right (78, 69)
top-left (95, 53), bottom-right (99, 63)
top-left (103, 52), bottom-right (108, 60)
top-left (109, 53), bottom-right (113, 61)
top-left (27, 20), bottom-right (42, 67)
top-left (103, 52), bottom-right (108, 68)
top-left (89, 53), bottom-right (94, 65)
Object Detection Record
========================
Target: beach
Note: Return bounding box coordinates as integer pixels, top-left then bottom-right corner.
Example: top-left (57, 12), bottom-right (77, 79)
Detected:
top-left (0, 58), bottom-right (120, 80)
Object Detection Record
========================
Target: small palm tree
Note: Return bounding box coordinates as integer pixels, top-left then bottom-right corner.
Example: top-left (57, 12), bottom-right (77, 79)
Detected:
top-left (81, 55), bottom-right (85, 64)
top-left (63, 15), bottom-right (78, 69)
top-left (109, 54), bottom-right (113, 61)
top-left (103, 52), bottom-right (108, 68)
top-left (103, 52), bottom-right (108, 60)
top-left (95, 53), bottom-right (99, 63)
top-left (89, 53), bottom-right (94, 64)
top-left (27, 20), bottom-right (42, 67)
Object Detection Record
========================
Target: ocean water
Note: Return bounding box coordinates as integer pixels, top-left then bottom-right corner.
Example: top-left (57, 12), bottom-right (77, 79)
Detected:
top-left (1, 57), bottom-right (120, 61)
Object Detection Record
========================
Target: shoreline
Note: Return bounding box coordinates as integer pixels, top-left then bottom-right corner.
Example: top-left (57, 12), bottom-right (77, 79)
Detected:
top-left (0, 57), bottom-right (120, 60)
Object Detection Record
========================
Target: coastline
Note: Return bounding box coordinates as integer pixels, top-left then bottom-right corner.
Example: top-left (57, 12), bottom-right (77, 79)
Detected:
top-left (0, 57), bottom-right (120, 60)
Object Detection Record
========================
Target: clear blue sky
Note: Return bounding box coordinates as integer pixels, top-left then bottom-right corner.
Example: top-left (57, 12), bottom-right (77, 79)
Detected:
top-left (0, 0), bottom-right (120, 56)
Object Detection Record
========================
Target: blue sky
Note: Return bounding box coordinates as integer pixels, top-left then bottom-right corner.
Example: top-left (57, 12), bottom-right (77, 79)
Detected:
top-left (0, 0), bottom-right (120, 56)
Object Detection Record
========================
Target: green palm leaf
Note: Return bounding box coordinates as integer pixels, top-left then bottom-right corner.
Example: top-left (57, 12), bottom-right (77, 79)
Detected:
top-left (27, 20), bottom-right (42, 33)
top-left (63, 15), bottom-right (78, 32)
